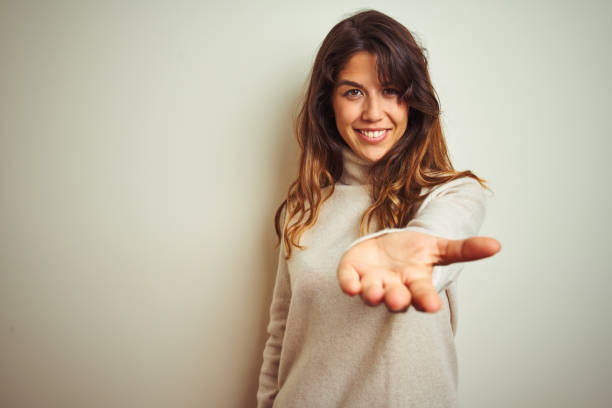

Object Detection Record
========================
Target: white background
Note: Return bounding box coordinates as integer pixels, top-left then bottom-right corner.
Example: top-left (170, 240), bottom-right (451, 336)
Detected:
top-left (1, 1), bottom-right (610, 407)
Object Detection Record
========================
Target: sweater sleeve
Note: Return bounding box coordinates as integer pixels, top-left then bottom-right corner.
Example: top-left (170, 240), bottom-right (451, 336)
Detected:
top-left (257, 228), bottom-right (292, 407)
top-left (345, 177), bottom-right (487, 292)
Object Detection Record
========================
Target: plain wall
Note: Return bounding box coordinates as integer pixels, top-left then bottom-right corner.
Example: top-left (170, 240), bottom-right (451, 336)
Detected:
top-left (1, 1), bottom-right (610, 407)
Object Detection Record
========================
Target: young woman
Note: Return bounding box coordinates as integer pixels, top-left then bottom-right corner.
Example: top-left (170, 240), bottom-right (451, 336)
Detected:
top-left (257, 9), bottom-right (500, 408)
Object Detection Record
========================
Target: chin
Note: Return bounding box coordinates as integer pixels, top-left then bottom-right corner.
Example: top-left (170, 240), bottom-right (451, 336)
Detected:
top-left (359, 147), bottom-right (388, 163)
top-left (358, 153), bottom-right (382, 163)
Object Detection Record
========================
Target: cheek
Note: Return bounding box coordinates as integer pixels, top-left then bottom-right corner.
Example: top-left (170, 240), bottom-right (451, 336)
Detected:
top-left (340, 108), bottom-right (360, 128)
top-left (392, 107), bottom-right (409, 130)
top-left (333, 99), bottom-right (358, 126)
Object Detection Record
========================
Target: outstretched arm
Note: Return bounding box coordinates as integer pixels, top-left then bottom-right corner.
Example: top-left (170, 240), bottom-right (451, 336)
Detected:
top-left (337, 230), bottom-right (500, 312)
top-left (337, 177), bottom-right (500, 312)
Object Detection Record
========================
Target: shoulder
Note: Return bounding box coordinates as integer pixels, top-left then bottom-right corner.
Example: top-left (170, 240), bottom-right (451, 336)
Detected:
top-left (415, 176), bottom-right (488, 223)
top-left (411, 176), bottom-right (488, 238)
top-left (423, 176), bottom-right (486, 203)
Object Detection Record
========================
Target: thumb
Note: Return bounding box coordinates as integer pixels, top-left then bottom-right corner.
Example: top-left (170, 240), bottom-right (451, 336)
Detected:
top-left (436, 236), bottom-right (501, 265)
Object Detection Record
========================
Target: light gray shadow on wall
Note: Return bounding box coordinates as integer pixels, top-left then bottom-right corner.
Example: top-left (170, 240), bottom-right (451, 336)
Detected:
top-left (241, 74), bottom-right (305, 407)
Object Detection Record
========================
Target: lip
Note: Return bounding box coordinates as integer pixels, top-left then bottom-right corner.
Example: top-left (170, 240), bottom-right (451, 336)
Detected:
top-left (355, 128), bottom-right (390, 144)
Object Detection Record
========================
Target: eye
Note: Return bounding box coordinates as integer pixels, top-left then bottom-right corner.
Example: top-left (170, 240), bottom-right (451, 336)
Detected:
top-left (343, 88), bottom-right (363, 98)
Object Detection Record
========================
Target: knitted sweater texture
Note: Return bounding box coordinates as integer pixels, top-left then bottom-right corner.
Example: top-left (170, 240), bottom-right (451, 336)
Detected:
top-left (257, 147), bottom-right (487, 408)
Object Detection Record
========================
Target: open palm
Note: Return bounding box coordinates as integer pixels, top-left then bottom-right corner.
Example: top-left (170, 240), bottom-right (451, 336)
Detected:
top-left (337, 230), bottom-right (501, 313)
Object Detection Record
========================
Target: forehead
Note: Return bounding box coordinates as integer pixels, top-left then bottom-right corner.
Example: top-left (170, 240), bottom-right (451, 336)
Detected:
top-left (335, 51), bottom-right (400, 88)
top-left (337, 51), bottom-right (381, 83)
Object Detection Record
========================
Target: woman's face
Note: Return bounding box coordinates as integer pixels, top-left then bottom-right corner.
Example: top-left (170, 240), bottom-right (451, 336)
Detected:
top-left (332, 51), bottom-right (409, 163)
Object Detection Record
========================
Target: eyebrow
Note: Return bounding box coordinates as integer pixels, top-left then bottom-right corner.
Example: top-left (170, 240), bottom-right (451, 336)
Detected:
top-left (336, 79), bottom-right (397, 89)
top-left (336, 79), bottom-right (364, 89)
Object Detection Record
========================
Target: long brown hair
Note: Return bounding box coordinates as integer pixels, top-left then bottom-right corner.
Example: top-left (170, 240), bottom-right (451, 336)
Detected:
top-left (276, 9), bottom-right (484, 259)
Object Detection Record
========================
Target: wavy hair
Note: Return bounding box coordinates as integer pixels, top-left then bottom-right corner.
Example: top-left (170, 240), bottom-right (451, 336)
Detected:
top-left (275, 9), bottom-right (484, 259)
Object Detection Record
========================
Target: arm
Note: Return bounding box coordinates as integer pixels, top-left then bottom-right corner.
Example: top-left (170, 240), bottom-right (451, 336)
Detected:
top-left (337, 177), bottom-right (499, 312)
top-left (257, 229), bottom-right (291, 407)
top-left (347, 176), bottom-right (488, 292)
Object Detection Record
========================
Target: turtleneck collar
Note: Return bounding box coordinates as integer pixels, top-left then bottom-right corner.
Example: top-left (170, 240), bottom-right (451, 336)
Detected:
top-left (338, 146), bottom-right (372, 185)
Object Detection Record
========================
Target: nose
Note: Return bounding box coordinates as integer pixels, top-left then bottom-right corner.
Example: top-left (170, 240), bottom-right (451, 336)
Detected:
top-left (362, 94), bottom-right (384, 122)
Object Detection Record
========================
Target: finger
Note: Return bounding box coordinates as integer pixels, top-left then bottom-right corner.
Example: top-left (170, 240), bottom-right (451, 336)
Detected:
top-left (337, 262), bottom-right (361, 296)
top-left (361, 273), bottom-right (384, 306)
top-left (436, 236), bottom-right (501, 265)
top-left (406, 277), bottom-right (442, 313)
top-left (383, 282), bottom-right (411, 312)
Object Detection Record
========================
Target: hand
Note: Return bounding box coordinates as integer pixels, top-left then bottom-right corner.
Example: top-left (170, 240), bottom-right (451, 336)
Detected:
top-left (337, 230), bottom-right (501, 313)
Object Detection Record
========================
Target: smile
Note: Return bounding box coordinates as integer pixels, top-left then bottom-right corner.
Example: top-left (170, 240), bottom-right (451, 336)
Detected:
top-left (355, 128), bottom-right (389, 144)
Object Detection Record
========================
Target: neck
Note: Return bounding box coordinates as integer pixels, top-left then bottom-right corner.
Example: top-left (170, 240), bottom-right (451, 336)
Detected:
top-left (339, 146), bottom-right (372, 185)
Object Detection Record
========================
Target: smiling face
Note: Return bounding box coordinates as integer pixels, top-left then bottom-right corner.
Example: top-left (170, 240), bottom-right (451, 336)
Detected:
top-left (332, 51), bottom-right (409, 163)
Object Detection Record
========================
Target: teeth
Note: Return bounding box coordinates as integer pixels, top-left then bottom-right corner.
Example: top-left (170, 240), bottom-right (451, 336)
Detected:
top-left (360, 129), bottom-right (386, 139)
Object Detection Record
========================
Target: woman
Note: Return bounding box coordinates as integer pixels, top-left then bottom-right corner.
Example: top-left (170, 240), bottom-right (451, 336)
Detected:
top-left (257, 9), bottom-right (500, 408)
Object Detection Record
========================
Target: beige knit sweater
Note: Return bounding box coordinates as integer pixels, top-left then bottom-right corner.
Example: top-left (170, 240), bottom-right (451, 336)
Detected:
top-left (257, 147), bottom-right (487, 408)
